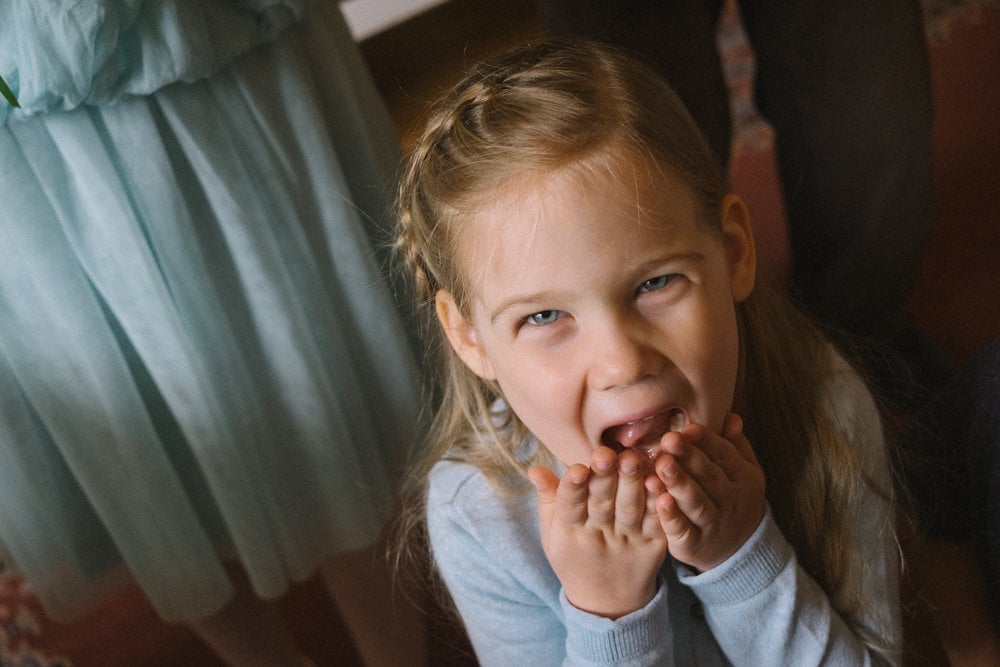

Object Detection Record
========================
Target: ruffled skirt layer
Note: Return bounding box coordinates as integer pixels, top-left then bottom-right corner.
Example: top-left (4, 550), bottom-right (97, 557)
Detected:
top-left (0, 4), bottom-right (422, 623)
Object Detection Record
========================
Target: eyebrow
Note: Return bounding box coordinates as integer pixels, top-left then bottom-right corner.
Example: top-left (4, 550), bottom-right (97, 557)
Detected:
top-left (487, 250), bottom-right (707, 324)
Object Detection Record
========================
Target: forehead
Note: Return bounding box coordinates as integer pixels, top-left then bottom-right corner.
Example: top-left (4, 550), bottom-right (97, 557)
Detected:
top-left (456, 156), bottom-right (707, 288)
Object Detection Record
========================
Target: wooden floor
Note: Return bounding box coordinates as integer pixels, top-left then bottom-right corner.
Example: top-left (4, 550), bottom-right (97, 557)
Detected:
top-left (5, 1), bottom-right (999, 665)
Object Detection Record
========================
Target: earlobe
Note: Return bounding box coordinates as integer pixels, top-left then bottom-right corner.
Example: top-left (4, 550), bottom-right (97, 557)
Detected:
top-left (435, 290), bottom-right (496, 380)
top-left (719, 194), bottom-right (757, 302)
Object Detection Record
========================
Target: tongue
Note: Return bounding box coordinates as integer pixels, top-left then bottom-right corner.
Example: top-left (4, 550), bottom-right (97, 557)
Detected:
top-left (602, 411), bottom-right (678, 450)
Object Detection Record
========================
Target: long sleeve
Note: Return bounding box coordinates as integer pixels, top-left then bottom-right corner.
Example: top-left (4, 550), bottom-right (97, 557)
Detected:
top-left (682, 357), bottom-right (901, 665)
top-left (427, 461), bottom-right (686, 666)
top-left (680, 509), bottom-right (896, 665)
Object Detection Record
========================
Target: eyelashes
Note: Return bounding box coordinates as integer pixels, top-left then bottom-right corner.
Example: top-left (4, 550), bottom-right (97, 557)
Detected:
top-left (524, 310), bottom-right (562, 326)
top-left (637, 274), bottom-right (677, 293)
top-left (520, 273), bottom-right (680, 329)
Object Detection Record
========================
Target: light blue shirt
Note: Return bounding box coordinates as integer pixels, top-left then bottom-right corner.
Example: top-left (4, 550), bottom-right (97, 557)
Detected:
top-left (427, 357), bottom-right (900, 665)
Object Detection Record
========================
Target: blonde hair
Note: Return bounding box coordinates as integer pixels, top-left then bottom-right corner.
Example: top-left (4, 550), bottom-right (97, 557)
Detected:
top-left (396, 39), bottom-right (891, 653)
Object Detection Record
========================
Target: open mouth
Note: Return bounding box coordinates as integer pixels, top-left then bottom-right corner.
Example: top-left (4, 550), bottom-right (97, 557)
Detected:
top-left (601, 408), bottom-right (687, 460)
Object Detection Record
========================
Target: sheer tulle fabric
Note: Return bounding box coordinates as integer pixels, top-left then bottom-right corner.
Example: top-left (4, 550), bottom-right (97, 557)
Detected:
top-left (0, 1), bottom-right (421, 623)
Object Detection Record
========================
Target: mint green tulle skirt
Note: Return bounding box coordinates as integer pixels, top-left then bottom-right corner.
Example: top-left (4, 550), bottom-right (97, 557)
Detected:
top-left (0, 1), bottom-right (422, 623)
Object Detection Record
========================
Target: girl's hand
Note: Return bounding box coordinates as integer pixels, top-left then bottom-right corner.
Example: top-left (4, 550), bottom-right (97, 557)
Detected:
top-left (652, 413), bottom-right (766, 572)
top-left (528, 446), bottom-right (668, 619)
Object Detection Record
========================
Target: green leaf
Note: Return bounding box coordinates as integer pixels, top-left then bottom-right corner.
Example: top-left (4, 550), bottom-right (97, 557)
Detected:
top-left (0, 74), bottom-right (20, 108)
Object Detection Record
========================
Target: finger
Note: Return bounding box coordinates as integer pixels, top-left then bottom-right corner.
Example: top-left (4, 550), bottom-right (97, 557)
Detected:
top-left (643, 474), bottom-right (667, 536)
top-left (687, 415), bottom-right (760, 490)
top-left (528, 465), bottom-right (560, 500)
top-left (679, 423), bottom-right (745, 482)
top-left (613, 450), bottom-right (647, 531)
top-left (660, 427), bottom-right (731, 500)
top-left (528, 465), bottom-right (560, 527)
top-left (654, 450), bottom-right (717, 528)
top-left (655, 489), bottom-right (698, 546)
top-left (553, 463), bottom-right (591, 525)
top-left (723, 413), bottom-right (760, 467)
top-left (587, 446), bottom-right (619, 526)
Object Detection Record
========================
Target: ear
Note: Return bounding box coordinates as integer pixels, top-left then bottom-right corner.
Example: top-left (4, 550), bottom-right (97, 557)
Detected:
top-left (719, 193), bottom-right (756, 302)
top-left (435, 290), bottom-right (496, 380)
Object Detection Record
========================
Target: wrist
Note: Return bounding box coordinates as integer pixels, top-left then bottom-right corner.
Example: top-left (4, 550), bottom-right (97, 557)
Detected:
top-left (565, 579), bottom-right (659, 619)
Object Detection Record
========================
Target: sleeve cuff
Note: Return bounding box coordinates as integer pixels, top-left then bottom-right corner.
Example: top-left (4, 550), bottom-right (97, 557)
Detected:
top-left (561, 581), bottom-right (670, 665)
top-left (676, 505), bottom-right (795, 607)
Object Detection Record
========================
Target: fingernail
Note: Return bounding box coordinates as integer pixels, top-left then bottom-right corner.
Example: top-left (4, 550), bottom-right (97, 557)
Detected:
top-left (726, 412), bottom-right (743, 434)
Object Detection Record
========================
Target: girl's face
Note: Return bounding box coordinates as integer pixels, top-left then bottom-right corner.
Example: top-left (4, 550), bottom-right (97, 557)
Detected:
top-left (436, 157), bottom-right (756, 468)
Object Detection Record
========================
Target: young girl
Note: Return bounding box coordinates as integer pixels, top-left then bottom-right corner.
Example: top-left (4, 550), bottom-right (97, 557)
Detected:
top-left (397, 39), bottom-right (900, 665)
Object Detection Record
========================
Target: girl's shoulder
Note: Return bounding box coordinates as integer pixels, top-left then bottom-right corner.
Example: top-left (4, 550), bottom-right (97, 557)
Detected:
top-left (822, 347), bottom-right (881, 421)
top-left (426, 457), bottom-right (549, 585)
top-left (428, 457), bottom-right (494, 509)
top-left (428, 456), bottom-right (537, 526)
top-left (821, 346), bottom-right (890, 479)
top-left (428, 402), bottom-right (545, 516)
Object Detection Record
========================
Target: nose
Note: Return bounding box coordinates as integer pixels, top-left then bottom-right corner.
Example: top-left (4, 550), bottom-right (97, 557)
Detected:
top-left (586, 313), bottom-right (663, 391)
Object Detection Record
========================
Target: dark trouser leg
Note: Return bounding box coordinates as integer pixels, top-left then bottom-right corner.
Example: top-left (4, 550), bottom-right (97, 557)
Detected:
top-left (739, 0), bottom-right (950, 404)
top-left (739, 0), bottom-right (932, 339)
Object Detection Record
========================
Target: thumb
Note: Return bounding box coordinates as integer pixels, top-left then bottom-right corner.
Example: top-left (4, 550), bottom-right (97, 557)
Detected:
top-left (528, 465), bottom-right (559, 497)
top-left (723, 413), bottom-right (759, 466)
top-left (528, 465), bottom-right (565, 547)
top-left (528, 465), bottom-right (560, 520)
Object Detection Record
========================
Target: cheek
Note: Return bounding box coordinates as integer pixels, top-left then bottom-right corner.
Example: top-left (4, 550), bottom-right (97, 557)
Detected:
top-left (493, 366), bottom-right (562, 423)
top-left (709, 314), bottom-right (742, 425)
top-left (489, 358), bottom-right (589, 462)
top-left (685, 302), bottom-right (741, 428)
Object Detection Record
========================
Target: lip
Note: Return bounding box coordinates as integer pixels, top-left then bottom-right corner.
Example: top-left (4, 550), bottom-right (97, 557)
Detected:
top-left (599, 404), bottom-right (681, 435)
top-left (599, 406), bottom-right (687, 460)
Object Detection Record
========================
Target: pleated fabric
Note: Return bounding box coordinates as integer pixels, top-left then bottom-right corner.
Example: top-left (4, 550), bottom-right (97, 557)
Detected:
top-left (0, 0), bottom-right (423, 623)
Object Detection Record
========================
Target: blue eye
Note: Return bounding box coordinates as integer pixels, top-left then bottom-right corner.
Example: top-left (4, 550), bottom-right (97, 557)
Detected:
top-left (524, 310), bottom-right (561, 326)
top-left (638, 274), bottom-right (674, 293)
